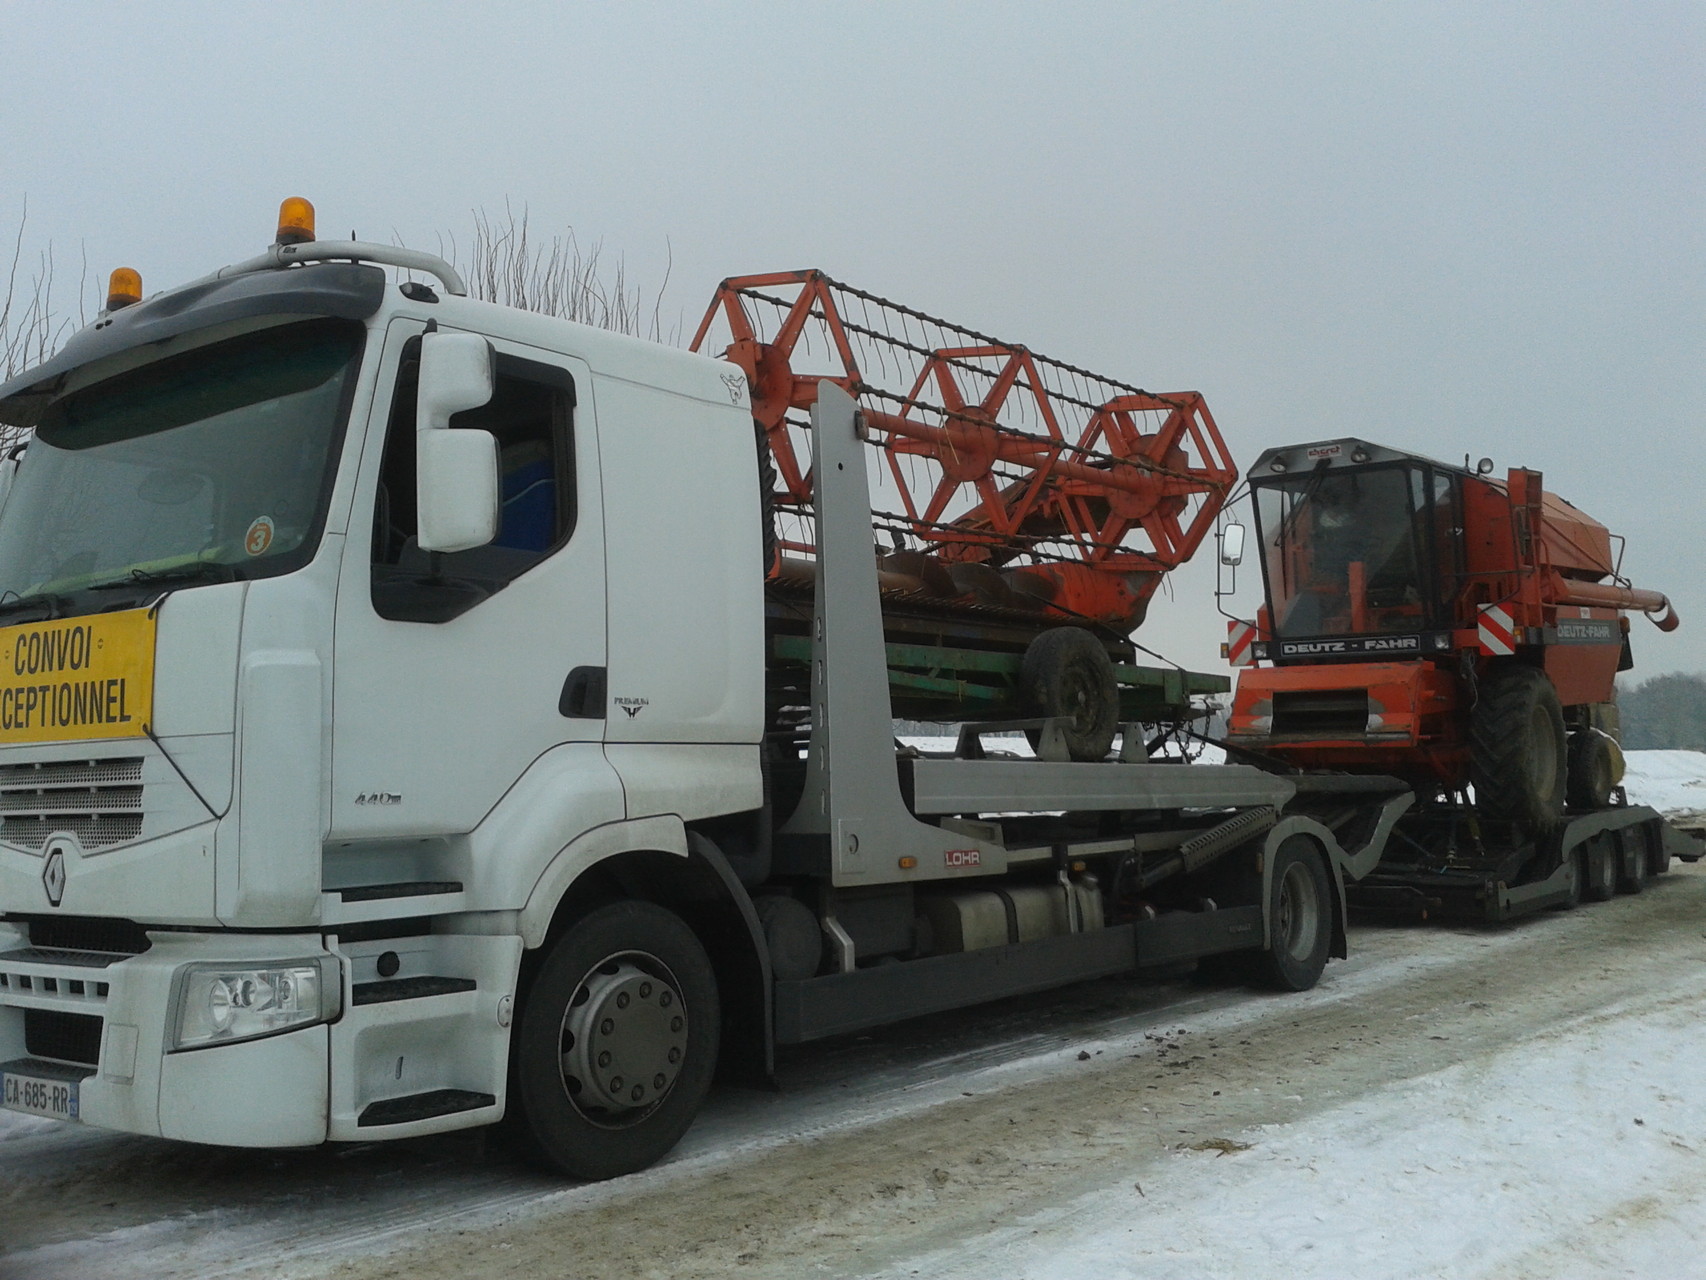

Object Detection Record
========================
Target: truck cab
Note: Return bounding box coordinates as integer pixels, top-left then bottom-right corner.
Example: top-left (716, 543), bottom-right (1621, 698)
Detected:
top-left (0, 225), bottom-right (764, 1165)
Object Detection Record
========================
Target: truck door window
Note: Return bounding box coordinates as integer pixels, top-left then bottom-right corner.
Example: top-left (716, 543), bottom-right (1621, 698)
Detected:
top-left (371, 345), bottom-right (576, 623)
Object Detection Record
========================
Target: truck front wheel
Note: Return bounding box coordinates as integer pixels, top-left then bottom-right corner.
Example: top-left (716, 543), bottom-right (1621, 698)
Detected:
top-left (1251, 837), bottom-right (1333, 992)
top-left (514, 901), bottom-right (720, 1180)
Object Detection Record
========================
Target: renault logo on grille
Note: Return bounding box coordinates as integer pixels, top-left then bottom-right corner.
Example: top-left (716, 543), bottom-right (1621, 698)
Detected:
top-left (42, 847), bottom-right (66, 907)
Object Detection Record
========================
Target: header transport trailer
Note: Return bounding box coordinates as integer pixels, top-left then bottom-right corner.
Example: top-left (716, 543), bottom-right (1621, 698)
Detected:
top-left (0, 201), bottom-right (1414, 1180)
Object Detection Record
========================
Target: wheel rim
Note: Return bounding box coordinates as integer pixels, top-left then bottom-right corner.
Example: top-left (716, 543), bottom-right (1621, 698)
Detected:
top-left (1527, 704), bottom-right (1560, 798)
top-left (558, 950), bottom-right (689, 1130)
top-left (1275, 861), bottom-right (1321, 959)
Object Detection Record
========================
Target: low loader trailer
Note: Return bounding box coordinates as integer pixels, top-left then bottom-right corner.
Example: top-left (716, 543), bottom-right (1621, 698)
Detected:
top-left (1, 202), bottom-right (1418, 1179)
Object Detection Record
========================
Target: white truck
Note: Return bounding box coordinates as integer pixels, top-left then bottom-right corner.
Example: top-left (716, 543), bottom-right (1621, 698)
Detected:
top-left (0, 205), bottom-right (1412, 1179)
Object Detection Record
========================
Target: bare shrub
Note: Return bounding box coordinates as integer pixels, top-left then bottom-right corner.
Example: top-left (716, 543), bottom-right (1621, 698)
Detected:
top-left (449, 204), bottom-right (674, 342)
top-left (1, 201), bottom-right (91, 450)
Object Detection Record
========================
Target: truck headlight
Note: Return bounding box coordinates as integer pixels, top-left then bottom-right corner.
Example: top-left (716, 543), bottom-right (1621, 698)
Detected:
top-left (171, 958), bottom-right (341, 1050)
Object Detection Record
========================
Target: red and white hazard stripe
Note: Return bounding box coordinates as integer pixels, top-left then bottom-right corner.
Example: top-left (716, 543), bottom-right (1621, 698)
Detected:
top-left (1226, 619), bottom-right (1259, 667)
top-left (1477, 604), bottom-right (1517, 656)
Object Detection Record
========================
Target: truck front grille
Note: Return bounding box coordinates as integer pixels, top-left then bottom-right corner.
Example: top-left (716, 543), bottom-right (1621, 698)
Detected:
top-left (0, 757), bottom-right (145, 850)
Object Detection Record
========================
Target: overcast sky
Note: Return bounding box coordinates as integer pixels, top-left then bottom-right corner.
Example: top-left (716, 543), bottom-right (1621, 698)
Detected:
top-left (4, 1), bottom-right (1700, 678)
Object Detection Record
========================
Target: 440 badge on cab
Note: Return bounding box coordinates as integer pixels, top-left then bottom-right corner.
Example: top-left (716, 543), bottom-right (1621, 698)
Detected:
top-left (0, 609), bottom-right (157, 744)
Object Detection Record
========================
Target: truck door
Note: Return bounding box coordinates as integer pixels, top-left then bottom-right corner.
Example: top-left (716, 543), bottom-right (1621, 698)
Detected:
top-left (330, 321), bottom-right (609, 841)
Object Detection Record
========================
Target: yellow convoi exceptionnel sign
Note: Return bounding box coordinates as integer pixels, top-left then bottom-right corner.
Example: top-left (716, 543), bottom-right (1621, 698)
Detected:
top-left (0, 609), bottom-right (157, 745)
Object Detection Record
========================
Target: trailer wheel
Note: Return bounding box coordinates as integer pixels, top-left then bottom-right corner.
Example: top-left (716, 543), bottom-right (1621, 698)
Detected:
top-left (1584, 842), bottom-right (1618, 902)
top-left (1021, 627), bottom-right (1119, 761)
top-left (1251, 837), bottom-right (1333, 992)
top-left (1565, 732), bottom-right (1617, 811)
top-left (1470, 666), bottom-right (1567, 836)
top-left (513, 901), bottom-right (719, 1180)
top-left (1617, 836), bottom-right (1649, 895)
top-left (1554, 849), bottom-right (1584, 910)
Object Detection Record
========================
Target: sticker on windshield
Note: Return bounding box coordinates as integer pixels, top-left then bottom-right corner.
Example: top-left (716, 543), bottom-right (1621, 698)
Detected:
top-left (244, 517), bottom-right (276, 557)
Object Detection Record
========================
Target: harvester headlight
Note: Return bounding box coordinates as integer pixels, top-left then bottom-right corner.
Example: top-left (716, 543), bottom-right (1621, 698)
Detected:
top-left (106, 267), bottom-right (142, 310)
top-left (275, 196), bottom-right (317, 246)
top-left (171, 957), bottom-right (341, 1050)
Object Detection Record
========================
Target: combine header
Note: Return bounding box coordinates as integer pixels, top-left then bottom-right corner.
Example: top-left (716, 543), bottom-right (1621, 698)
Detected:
top-left (693, 271), bottom-right (1236, 633)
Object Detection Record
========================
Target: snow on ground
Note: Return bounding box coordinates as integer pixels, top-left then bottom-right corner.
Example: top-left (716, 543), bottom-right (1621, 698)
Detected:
top-left (887, 988), bottom-right (1706, 1280)
top-left (1623, 749), bottom-right (1706, 820)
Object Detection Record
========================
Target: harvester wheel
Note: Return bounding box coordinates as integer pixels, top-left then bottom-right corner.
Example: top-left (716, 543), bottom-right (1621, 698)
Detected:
top-left (1470, 665), bottom-right (1567, 836)
top-left (1020, 627), bottom-right (1120, 761)
top-left (1565, 731), bottom-right (1617, 811)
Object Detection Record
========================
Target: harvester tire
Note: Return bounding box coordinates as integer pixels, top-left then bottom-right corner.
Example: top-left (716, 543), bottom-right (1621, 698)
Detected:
top-left (1470, 665), bottom-right (1567, 836)
top-left (1021, 627), bottom-right (1120, 761)
top-left (1566, 731), bottom-right (1617, 811)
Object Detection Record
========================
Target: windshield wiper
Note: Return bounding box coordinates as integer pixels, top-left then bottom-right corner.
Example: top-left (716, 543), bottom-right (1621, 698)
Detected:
top-left (89, 563), bottom-right (240, 591)
top-left (0, 592), bottom-right (70, 622)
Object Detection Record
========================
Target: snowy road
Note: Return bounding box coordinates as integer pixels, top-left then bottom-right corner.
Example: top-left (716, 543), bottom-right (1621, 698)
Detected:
top-left (5, 863), bottom-right (1706, 1280)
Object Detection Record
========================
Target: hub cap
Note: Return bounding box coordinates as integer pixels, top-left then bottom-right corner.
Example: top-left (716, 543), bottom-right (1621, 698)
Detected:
top-left (559, 952), bottom-right (688, 1125)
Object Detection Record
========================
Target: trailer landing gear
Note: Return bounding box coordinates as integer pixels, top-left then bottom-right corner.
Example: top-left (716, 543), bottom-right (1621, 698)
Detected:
top-left (514, 902), bottom-right (720, 1180)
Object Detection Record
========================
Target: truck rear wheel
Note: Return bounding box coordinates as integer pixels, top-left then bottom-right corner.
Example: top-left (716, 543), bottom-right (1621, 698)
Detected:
top-left (513, 901), bottom-right (719, 1180)
top-left (1020, 627), bottom-right (1119, 761)
top-left (1470, 666), bottom-right (1567, 836)
top-left (1250, 836), bottom-right (1333, 992)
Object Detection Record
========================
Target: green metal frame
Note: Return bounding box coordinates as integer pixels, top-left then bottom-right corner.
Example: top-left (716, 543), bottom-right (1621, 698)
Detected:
top-left (769, 634), bottom-right (1227, 720)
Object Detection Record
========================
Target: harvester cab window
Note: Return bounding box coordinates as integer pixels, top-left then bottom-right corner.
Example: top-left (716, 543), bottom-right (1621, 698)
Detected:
top-left (1257, 463), bottom-right (1448, 640)
top-left (370, 344), bottom-right (576, 623)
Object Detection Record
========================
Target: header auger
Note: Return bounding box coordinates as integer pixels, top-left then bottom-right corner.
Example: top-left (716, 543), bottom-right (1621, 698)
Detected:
top-left (692, 270), bottom-right (1236, 632)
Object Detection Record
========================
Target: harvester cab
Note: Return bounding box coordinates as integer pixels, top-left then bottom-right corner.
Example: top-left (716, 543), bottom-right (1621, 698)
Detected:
top-left (1225, 438), bottom-right (1678, 838)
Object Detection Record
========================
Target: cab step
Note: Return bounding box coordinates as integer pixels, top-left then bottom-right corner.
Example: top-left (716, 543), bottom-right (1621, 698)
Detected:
top-left (357, 1088), bottom-right (495, 1127)
top-left (351, 976), bottom-right (477, 1006)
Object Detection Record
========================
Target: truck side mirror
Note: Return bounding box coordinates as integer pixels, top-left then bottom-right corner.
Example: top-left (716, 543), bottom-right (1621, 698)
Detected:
top-left (416, 333), bottom-right (500, 554)
top-left (1219, 523), bottom-right (1246, 567)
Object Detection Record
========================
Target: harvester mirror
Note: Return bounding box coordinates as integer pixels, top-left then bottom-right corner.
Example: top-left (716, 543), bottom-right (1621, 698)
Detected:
top-left (1220, 523), bottom-right (1246, 567)
top-left (1477, 457), bottom-right (1495, 475)
top-left (416, 333), bottom-right (499, 553)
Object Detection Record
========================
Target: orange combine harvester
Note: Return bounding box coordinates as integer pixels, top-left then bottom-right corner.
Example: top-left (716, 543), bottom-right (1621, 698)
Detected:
top-left (1225, 438), bottom-right (1677, 838)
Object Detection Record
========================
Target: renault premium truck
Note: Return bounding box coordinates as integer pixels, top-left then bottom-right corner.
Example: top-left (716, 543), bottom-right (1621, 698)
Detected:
top-left (0, 202), bottom-right (1411, 1180)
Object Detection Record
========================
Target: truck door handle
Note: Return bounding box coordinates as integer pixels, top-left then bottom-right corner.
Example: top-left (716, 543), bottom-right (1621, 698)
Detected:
top-left (559, 666), bottom-right (607, 719)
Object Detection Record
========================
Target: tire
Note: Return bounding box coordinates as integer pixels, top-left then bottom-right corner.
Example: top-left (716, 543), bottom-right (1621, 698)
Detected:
top-left (1616, 835), bottom-right (1649, 895)
top-left (1584, 842), bottom-right (1618, 902)
top-left (1470, 666), bottom-right (1567, 836)
top-left (1565, 732), bottom-right (1616, 811)
top-left (513, 901), bottom-right (720, 1180)
top-left (1250, 836), bottom-right (1333, 992)
top-left (1553, 849), bottom-right (1584, 910)
top-left (1020, 627), bottom-right (1120, 761)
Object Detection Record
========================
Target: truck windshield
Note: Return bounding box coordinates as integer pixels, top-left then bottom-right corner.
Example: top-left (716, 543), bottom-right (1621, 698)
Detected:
top-left (0, 319), bottom-right (363, 611)
top-left (1254, 464), bottom-right (1443, 639)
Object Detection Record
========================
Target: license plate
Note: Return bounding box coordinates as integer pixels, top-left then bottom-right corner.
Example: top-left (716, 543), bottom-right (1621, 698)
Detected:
top-left (1, 1069), bottom-right (79, 1121)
